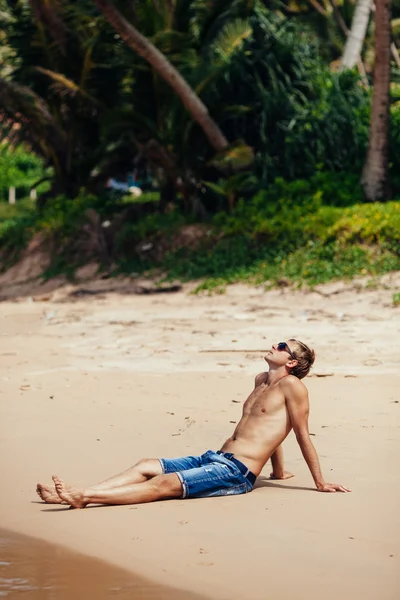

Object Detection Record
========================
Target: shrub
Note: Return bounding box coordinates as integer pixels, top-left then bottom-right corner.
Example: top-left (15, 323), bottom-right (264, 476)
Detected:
top-left (327, 201), bottom-right (400, 250)
top-left (0, 145), bottom-right (48, 201)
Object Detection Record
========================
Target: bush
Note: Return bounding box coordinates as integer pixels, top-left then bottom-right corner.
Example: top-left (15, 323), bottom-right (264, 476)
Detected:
top-left (327, 201), bottom-right (400, 250)
top-left (0, 145), bottom-right (49, 201)
top-left (155, 197), bottom-right (400, 287)
top-left (1, 177), bottom-right (399, 289)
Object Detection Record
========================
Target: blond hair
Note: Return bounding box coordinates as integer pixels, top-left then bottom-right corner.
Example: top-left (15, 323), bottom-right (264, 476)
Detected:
top-left (288, 339), bottom-right (315, 379)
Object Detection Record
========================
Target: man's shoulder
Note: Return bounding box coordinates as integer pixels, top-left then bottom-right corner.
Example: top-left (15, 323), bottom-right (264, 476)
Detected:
top-left (279, 375), bottom-right (308, 396)
top-left (255, 371), bottom-right (268, 386)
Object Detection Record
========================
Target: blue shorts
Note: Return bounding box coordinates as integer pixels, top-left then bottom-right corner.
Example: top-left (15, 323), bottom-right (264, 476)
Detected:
top-left (159, 450), bottom-right (256, 499)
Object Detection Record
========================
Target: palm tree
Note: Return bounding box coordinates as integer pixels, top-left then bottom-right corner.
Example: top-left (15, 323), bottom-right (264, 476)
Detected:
top-left (0, 0), bottom-right (137, 201)
top-left (340, 0), bottom-right (373, 69)
top-left (361, 0), bottom-right (392, 200)
top-left (93, 0), bottom-right (229, 153)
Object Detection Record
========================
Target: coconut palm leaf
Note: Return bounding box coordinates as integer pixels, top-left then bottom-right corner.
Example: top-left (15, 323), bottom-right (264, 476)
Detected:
top-left (35, 66), bottom-right (101, 104)
top-left (211, 18), bottom-right (252, 61)
top-left (0, 77), bottom-right (66, 152)
top-left (209, 141), bottom-right (255, 171)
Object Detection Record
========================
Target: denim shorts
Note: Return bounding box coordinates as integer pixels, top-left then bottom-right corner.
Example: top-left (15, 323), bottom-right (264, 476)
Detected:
top-left (159, 450), bottom-right (256, 499)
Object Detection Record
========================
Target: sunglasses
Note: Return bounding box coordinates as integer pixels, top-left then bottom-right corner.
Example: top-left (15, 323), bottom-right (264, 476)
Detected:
top-left (276, 342), bottom-right (297, 360)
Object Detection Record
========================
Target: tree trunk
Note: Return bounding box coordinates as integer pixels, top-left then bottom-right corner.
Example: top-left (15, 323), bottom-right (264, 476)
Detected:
top-left (159, 178), bottom-right (176, 213)
top-left (340, 0), bottom-right (373, 69)
top-left (361, 0), bottom-right (392, 201)
top-left (93, 0), bottom-right (229, 152)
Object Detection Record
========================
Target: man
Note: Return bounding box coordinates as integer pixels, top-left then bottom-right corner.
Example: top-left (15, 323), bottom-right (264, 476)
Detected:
top-left (37, 339), bottom-right (350, 508)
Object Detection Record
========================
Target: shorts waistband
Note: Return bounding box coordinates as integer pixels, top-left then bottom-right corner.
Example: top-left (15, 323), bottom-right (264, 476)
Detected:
top-left (216, 451), bottom-right (256, 486)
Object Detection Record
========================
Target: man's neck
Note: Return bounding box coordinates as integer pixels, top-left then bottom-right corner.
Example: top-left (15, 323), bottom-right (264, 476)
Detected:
top-left (265, 367), bottom-right (289, 386)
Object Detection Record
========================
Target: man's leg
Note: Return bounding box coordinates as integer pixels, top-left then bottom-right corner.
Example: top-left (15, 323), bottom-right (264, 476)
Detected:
top-left (52, 472), bottom-right (182, 508)
top-left (36, 458), bottom-right (162, 504)
top-left (90, 458), bottom-right (162, 488)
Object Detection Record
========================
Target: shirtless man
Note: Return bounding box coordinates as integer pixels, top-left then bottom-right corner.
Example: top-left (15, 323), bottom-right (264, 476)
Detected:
top-left (36, 339), bottom-right (350, 508)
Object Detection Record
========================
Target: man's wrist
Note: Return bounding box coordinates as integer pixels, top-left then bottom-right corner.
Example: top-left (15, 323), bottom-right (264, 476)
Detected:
top-left (272, 469), bottom-right (285, 479)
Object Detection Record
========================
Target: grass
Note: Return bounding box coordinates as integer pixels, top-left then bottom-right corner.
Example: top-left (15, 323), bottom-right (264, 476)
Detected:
top-left (0, 197), bottom-right (35, 221)
top-left (166, 240), bottom-right (399, 294)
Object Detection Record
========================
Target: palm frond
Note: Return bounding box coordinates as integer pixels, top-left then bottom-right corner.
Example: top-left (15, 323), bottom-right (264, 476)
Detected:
top-left (212, 18), bottom-right (252, 61)
top-left (209, 141), bottom-right (254, 171)
top-left (0, 77), bottom-right (66, 159)
top-left (35, 66), bottom-right (101, 105)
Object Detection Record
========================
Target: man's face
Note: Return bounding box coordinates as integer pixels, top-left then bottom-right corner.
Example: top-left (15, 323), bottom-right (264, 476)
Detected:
top-left (264, 341), bottom-right (297, 367)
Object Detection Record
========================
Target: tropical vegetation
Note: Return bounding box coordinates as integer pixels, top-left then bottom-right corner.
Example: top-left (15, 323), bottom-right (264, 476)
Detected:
top-left (0, 0), bottom-right (399, 288)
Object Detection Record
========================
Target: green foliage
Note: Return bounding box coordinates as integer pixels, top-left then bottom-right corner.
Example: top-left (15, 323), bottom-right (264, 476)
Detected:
top-left (119, 207), bottom-right (185, 243)
top-left (327, 202), bottom-right (400, 249)
top-left (0, 144), bottom-right (48, 201)
top-left (263, 242), bottom-right (399, 287)
top-left (393, 292), bottom-right (400, 307)
top-left (211, 18), bottom-right (252, 61)
top-left (0, 197), bottom-right (37, 264)
top-left (390, 101), bottom-right (400, 190)
top-left (1, 177), bottom-right (399, 289)
top-left (210, 173), bottom-right (362, 245)
top-left (0, 0), bottom-right (136, 199)
top-left (112, 182), bottom-right (400, 289)
top-left (35, 193), bottom-right (97, 237)
top-left (209, 11), bottom-right (373, 188)
top-left (3, 0), bottom-right (398, 212)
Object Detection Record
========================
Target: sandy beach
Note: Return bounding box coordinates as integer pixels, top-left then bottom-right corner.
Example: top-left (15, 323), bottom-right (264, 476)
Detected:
top-left (0, 274), bottom-right (399, 599)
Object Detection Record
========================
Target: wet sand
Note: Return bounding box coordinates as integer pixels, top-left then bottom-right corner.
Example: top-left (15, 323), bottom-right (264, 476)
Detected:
top-left (0, 529), bottom-right (207, 599)
top-left (0, 275), bottom-right (400, 599)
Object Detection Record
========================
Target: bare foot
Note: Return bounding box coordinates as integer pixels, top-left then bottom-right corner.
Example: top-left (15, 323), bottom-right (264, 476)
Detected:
top-left (36, 483), bottom-right (64, 504)
top-left (52, 475), bottom-right (88, 509)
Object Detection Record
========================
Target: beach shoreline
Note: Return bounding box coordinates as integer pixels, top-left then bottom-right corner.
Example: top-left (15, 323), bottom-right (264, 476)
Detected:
top-left (0, 528), bottom-right (209, 599)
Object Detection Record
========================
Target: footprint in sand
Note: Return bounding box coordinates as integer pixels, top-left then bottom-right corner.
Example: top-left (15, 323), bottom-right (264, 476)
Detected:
top-left (363, 359), bottom-right (382, 366)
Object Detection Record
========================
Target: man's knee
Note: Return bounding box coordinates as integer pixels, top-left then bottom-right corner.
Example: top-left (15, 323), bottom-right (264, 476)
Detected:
top-left (151, 474), bottom-right (182, 497)
top-left (135, 458), bottom-right (162, 477)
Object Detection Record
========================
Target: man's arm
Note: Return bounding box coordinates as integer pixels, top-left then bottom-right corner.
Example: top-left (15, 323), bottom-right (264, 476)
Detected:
top-left (270, 444), bottom-right (294, 480)
top-left (283, 378), bottom-right (351, 493)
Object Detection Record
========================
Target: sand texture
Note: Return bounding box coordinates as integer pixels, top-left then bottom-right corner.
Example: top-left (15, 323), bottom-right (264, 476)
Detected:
top-left (0, 275), bottom-right (399, 599)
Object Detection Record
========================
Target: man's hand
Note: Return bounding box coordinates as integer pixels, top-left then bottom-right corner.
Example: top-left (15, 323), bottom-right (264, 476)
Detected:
top-left (269, 471), bottom-right (295, 480)
top-left (316, 482), bottom-right (351, 493)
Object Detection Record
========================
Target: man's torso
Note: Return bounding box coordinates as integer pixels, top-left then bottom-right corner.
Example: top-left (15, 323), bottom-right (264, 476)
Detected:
top-left (220, 374), bottom-right (293, 475)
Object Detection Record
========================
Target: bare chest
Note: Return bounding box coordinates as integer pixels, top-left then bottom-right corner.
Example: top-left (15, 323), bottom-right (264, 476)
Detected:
top-left (243, 386), bottom-right (285, 417)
